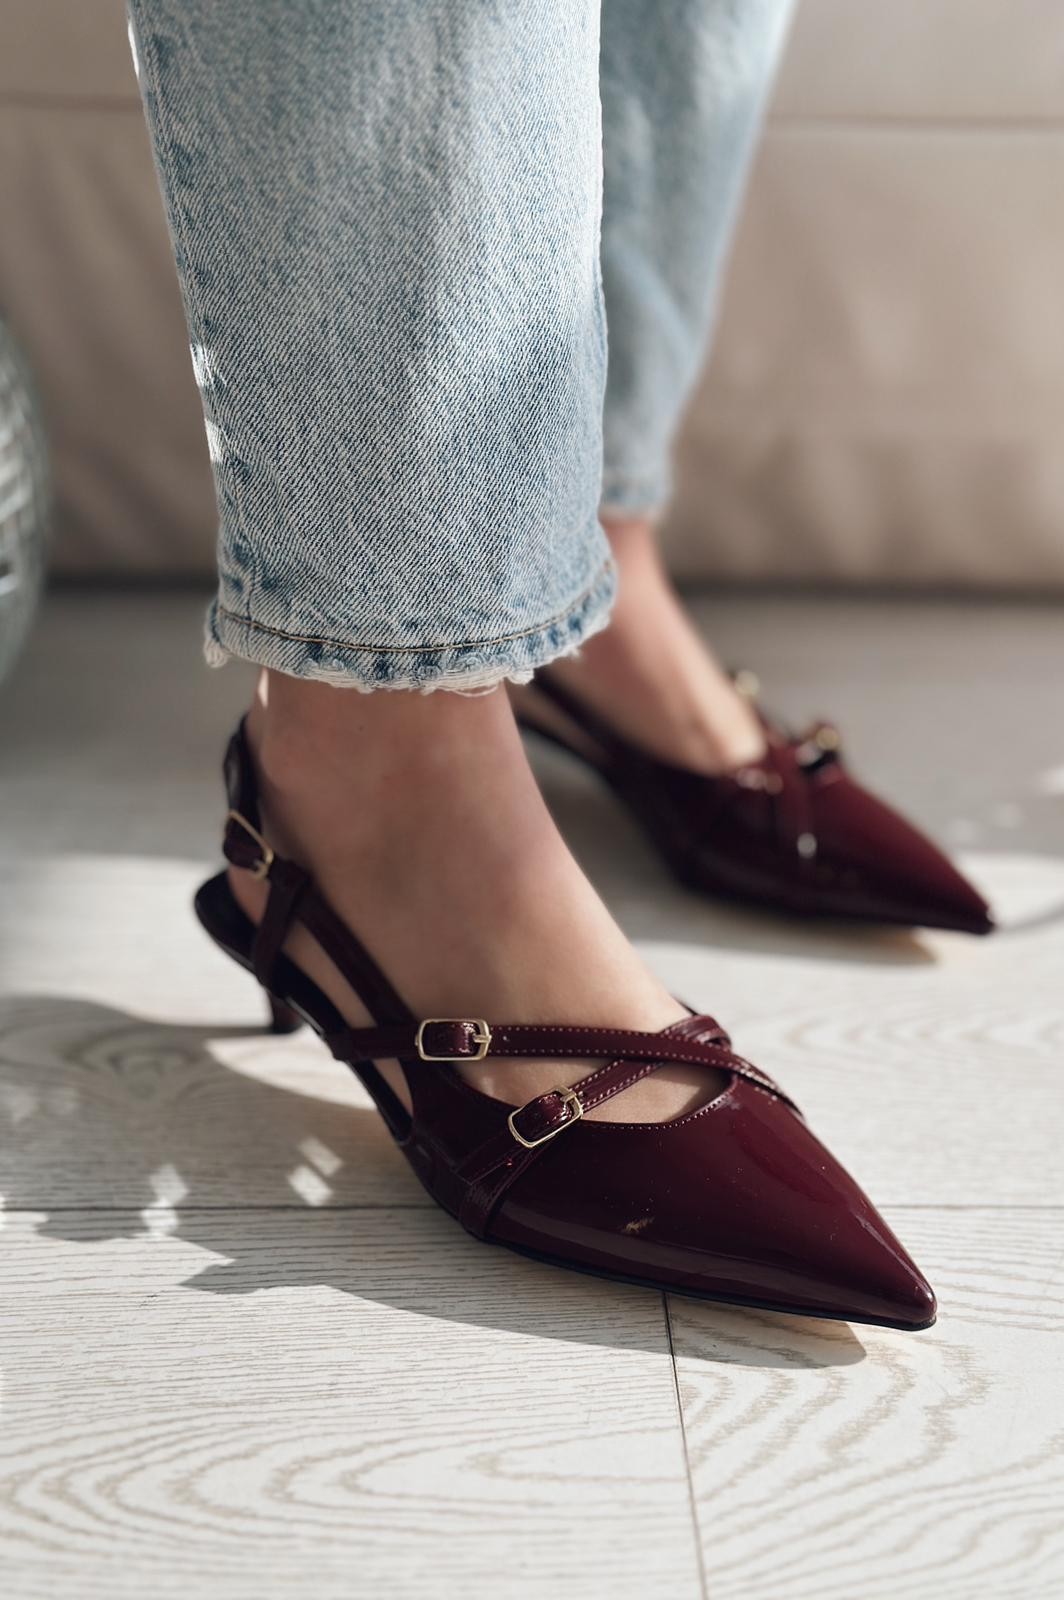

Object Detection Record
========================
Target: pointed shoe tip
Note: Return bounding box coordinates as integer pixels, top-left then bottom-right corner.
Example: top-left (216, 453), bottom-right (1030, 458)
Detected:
top-left (918, 900), bottom-right (995, 935)
top-left (875, 1271), bottom-right (938, 1332)
top-left (907, 883), bottom-right (995, 935)
top-left (948, 874), bottom-right (996, 936)
top-left (889, 1289), bottom-right (938, 1332)
top-left (830, 1225), bottom-right (938, 1332)
top-left (872, 832), bottom-right (995, 936)
top-left (936, 867), bottom-right (996, 936)
top-left (938, 904), bottom-right (995, 937)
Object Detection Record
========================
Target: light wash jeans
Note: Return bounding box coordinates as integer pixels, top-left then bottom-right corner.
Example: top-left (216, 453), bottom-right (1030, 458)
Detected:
top-left (127, 0), bottom-right (793, 691)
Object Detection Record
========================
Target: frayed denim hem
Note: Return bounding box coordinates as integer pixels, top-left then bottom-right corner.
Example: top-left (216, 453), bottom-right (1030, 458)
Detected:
top-left (599, 467), bottom-right (671, 522)
top-left (204, 557), bottom-right (617, 694)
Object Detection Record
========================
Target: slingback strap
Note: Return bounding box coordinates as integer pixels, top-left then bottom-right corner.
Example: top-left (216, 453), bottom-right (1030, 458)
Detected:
top-left (252, 859), bottom-right (310, 987)
top-left (223, 808), bottom-right (308, 987)
top-left (456, 1058), bottom-right (659, 1238)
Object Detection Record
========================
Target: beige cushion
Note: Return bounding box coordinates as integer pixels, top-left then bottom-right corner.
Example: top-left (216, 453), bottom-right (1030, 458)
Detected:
top-left (1, 0), bottom-right (1062, 586)
top-left (0, 0), bottom-right (215, 576)
top-left (667, 119), bottom-right (1064, 586)
top-left (774, 0), bottom-right (1064, 121)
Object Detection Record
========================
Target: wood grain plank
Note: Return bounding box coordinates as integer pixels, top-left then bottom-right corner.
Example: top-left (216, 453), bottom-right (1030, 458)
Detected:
top-left (669, 1208), bottom-right (1064, 1600)
top-left (0, 1209), bottom-right (701, 1600)
top-left (0, 988), bottom-right (422, 1210)
top-left (4, 592), bottom-right (1064, 1599)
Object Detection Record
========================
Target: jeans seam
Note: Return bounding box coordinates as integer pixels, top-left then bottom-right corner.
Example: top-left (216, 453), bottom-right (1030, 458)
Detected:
top-left (131, 9), bottom-right (261, 613)
top-left (215, 558), bottom-right (614, 656)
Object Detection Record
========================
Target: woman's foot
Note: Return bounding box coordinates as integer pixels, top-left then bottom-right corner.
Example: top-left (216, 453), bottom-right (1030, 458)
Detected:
top-left (209, 677), bottom-right (938, 1331)
top-left (228, 671), bottom-right (729, 1120)
top-left (545, 513), bottom-right (765, 773)
top-left (515, 518), bottom-right (994, 936)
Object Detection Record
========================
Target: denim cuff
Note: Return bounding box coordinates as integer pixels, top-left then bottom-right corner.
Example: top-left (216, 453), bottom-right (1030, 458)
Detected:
top-left (204, 556), bottom-right (616, 694)
top-left (599, 463), bottom-right (672, 522)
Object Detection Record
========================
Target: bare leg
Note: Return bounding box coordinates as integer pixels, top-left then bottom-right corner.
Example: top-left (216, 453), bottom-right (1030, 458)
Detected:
top-left (547, 514), bottom-right (767, 772)
top-left (584, 0), bottom-right (796, 772)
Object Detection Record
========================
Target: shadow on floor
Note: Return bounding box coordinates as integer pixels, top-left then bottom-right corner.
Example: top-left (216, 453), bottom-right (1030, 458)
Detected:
top-left (1, 996), bottom-right (866, 1371)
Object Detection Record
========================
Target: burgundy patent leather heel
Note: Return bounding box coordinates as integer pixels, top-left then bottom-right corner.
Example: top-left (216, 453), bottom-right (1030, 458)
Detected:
top-left (267, 994), bottom-right (303, 1035)
top-left (516, 669), bottom-right (993, 936)
top-left (194, 717), bottom-right (938, 1332)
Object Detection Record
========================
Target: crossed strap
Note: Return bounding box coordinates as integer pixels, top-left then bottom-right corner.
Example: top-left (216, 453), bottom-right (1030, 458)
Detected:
top-left (322, 1011), bottom-right (797, 1238)
top-left (323, 1015), bottom-right (789, 1104)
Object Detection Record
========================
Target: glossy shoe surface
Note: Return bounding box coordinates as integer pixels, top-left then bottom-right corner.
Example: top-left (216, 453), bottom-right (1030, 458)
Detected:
top-left (518, 672), bottom-right (993, 936)
top-left (492, 1080), bottom-right (933, 1328)
top-left (197, 718), bottom-right (937, 1332)
top-left (487, 1063), bottom-right (936, 1330)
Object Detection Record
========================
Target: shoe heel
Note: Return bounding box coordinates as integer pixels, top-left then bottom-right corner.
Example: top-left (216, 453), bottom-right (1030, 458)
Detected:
top-left (267, 994), bottom-right (302, 1035)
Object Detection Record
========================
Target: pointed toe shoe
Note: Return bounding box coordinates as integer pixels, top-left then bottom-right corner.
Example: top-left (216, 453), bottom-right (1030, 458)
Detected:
top-left (517, 670), bottom-right (993, 936)
top-left (487, 1021), bottom-right (936, 1330)
top-left (194, 719), bottom-right (937, 1332)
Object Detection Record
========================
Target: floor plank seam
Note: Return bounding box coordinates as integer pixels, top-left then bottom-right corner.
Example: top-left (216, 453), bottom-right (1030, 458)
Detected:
top-left (1, 1203), bottom-right (436, 1214)
top-left (8, 1202), bottom-right (1064, 1216)
top-left (875, 1203), bottom-right (1064, 1212)
top-left (663, 1292), bottom-right (710, 1600)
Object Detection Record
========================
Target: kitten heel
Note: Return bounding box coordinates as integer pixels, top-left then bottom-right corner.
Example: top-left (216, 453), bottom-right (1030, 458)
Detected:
top-left (267, 993), bottom-right (302, 1035)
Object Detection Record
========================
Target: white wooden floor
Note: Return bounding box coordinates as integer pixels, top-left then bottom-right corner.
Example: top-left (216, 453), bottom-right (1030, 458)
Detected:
top-left (1, 590), bottom-right (1062, 1600)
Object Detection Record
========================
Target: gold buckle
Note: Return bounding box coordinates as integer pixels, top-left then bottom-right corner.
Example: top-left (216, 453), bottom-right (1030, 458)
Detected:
top-left (226, 809), bottom-right (275, 880)
top-left (415, 1018), bottom-right (493, 1062)
top-left (508, 1087), bottom-right (584, 1150)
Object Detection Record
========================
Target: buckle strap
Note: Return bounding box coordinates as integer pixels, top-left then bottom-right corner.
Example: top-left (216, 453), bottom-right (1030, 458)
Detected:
top-left (324, 1018), bottom-right (735, 1070)
top-left (324, 1017), bottom-right (790, 1107)
top-left (795, 719), bottom-right (842, 768)
top-left (225, 808), bottom-right (274, 878)
top-left (507, 1086), bottom-right (583, 1149)
top-left (453, 1014), bottom-right (785, 1239)
top-left (764, 741), bottom-right (818, 867)
top-left (748, 719), bottom-right (842, 869)
top-left (456, 1060), bottom-right (643, 1238)
top-left (219, 719), bottom-right (416, 1031)
top-left (416, 1017), bottom-right (492, 1061)
top-left (224, 803), bottom-right (789, 1107)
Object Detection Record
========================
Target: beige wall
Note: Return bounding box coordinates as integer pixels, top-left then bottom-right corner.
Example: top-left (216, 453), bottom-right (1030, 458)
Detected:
top-left (666, 0), bottom-right (1064, 587)
top-left (2, 0), bottom-right (1062, 586)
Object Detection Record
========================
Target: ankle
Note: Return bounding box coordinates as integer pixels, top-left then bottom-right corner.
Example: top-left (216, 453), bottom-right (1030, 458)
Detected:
top-left (247, 670), bottom-right (521, 806)
top-left (549, 513), bottom-right (768, 772)
top-left (241, 670), bottom-right (558, 898)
